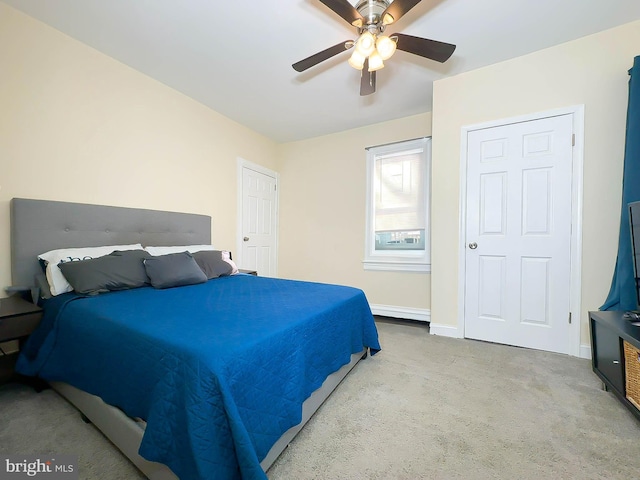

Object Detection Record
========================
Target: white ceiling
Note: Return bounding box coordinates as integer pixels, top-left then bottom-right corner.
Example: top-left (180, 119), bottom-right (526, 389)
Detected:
top-left (4, 0), bottom-right (640, 142)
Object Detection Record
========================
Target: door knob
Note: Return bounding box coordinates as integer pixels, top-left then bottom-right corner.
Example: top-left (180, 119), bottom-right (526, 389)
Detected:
top-left (468, 242), bottom-right (478, 249)
top-left (243, 237), bottom-right (250, 242)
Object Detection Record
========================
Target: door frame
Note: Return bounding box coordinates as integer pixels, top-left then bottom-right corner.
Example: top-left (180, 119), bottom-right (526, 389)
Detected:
top-left (236, 157), bottom-right (279, 276)
top-left (456, 105), bottom-right (585, 357)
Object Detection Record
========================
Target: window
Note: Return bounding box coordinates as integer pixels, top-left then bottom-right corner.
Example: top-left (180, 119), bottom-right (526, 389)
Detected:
top-left (364, 137), bottom-right (431, 272)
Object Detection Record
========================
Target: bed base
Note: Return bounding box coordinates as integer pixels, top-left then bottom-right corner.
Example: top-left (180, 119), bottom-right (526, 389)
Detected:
top-left (51, 349), bottom-right (366, 479)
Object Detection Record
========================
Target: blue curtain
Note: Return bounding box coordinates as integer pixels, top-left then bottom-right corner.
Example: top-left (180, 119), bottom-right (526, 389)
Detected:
top-left (601, 55), bottom-right (640, 311)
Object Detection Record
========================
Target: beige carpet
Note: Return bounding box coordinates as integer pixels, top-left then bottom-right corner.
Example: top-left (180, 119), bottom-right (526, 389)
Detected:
top-left (268, 319), bottom-right (640, 480)
top-left (1, 318), bottom-right (639, 479)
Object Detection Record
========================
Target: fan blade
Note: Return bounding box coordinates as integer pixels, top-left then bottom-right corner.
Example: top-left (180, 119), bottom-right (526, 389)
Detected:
top-left (394, 33), bottom-right (456, 63)
top-left (360, 59), bottom-right (376, 96)
top-left (380, 0), bottom-right (422, 25)
top-left (319, 0), bottom-right (365, 27)
top-left (292, 41), bottom-right (353, 72)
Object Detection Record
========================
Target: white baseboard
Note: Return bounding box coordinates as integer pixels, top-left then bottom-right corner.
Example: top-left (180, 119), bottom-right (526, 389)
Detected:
top-left (370, 304), bottom-right (430, 322)
top-left (429, 323), bottom-right (462, 338)
top-left (429, 326), bottom-right (588, 356)
top-left (370, 305), bottom-right (462, 338)
top-left (371, 308), bottom-right (587, 356)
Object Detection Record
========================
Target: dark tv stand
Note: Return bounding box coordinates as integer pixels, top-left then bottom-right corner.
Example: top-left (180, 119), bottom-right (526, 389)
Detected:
top-left (589, 310), bottom-right (640, 421)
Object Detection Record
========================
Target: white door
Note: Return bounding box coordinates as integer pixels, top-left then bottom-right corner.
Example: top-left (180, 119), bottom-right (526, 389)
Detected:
top-left (241, 166), bottom-right (277, 276)
top-left (464, 114), bottom-right (573, 354)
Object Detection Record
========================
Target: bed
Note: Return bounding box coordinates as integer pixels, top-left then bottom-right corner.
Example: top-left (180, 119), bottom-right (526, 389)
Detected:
top-left (9, 198), bottom-right (380, 480)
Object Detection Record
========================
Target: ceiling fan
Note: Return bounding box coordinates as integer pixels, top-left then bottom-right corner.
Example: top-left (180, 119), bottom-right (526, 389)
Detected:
top-left (292, 0), bottom-right (456, 96)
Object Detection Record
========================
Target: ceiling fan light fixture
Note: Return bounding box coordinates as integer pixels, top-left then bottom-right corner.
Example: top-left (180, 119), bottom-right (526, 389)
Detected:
top-left (348, 49), bottom-right (366, 70)
top-left (355, 31), bottom-right (376, 56)
top-left (382, 13), bottom-right (394, 25)
top-left (376, 35), bottom-right (397, 60)
top-left (368, 51), bottom-right (384, 71)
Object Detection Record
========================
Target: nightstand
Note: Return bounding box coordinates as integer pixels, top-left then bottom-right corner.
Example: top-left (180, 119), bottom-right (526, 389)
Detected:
top-left (239, 269), bottom-right (258, 276)
top-left (0, 295), bottom-right (43, 384)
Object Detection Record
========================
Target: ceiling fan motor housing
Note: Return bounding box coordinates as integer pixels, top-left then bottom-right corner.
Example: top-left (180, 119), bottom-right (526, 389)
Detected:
top-left (355, 0), bottom-right (391, 27)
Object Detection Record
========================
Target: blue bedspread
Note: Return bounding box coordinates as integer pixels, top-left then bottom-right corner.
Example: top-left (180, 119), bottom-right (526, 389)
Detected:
top-left (16, 275), bottom-right (380, 480)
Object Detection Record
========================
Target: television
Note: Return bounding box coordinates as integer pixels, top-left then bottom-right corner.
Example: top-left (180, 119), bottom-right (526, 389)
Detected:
top-left (629, 201), bottom-right (640, 312)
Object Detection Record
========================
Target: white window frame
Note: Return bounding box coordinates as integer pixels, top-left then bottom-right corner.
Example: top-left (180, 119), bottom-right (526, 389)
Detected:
top-left (363, 137), bottom-right (431, 272)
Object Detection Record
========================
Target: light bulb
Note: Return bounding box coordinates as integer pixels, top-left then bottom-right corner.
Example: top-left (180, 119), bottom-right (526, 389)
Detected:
top-left (382, 13), bottom-right (394, 25)
top-left (376, 35), bottom-right (397, 61)
top-left (348, 50), bottom-right (366, 70)
top-left (355, 31), bottom-right (376, 57)
top-left (368, 51), bottom-right (384, 72)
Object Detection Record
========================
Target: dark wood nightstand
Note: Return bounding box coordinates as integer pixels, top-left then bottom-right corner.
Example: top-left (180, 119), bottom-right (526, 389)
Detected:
top-left (0, 296), bottom-right (43, 384)
top-left (239, 269), bottom-right (258, 276)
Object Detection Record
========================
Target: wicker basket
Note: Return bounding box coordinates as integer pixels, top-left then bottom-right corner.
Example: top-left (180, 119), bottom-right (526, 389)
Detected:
top-left (624, 340), bottom-right (640, 410)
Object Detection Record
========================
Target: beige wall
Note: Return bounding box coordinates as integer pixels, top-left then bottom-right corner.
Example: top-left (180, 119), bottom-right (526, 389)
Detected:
top-left (0, 4), bottom-right (277, 293)
top-left (431, 20), bottom-right (640, 347)
top-left (277, 114), bottom-right (432, 310)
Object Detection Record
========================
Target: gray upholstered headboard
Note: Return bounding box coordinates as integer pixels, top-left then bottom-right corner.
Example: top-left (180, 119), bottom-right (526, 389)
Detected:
top-left (10, 198), bottom-right (211, 288)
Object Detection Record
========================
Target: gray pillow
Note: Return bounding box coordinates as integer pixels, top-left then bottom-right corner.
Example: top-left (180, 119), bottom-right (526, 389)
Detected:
top-left (192, 250), bottom-right (233, 279)
top-left (143, 252), bottom-right (207, 289)
top-left (35, 273), bottom-right (52, 300)
top-left (58, 250), bottom-right (151, 295)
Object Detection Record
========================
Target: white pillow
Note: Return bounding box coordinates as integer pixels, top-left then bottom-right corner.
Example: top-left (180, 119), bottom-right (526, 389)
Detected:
top-left (221, 250), bottom-right (239, 275)
top-left (38, 244), bottom-right (144, 296)
top-left (144, 245), bottom-right (216, 256)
